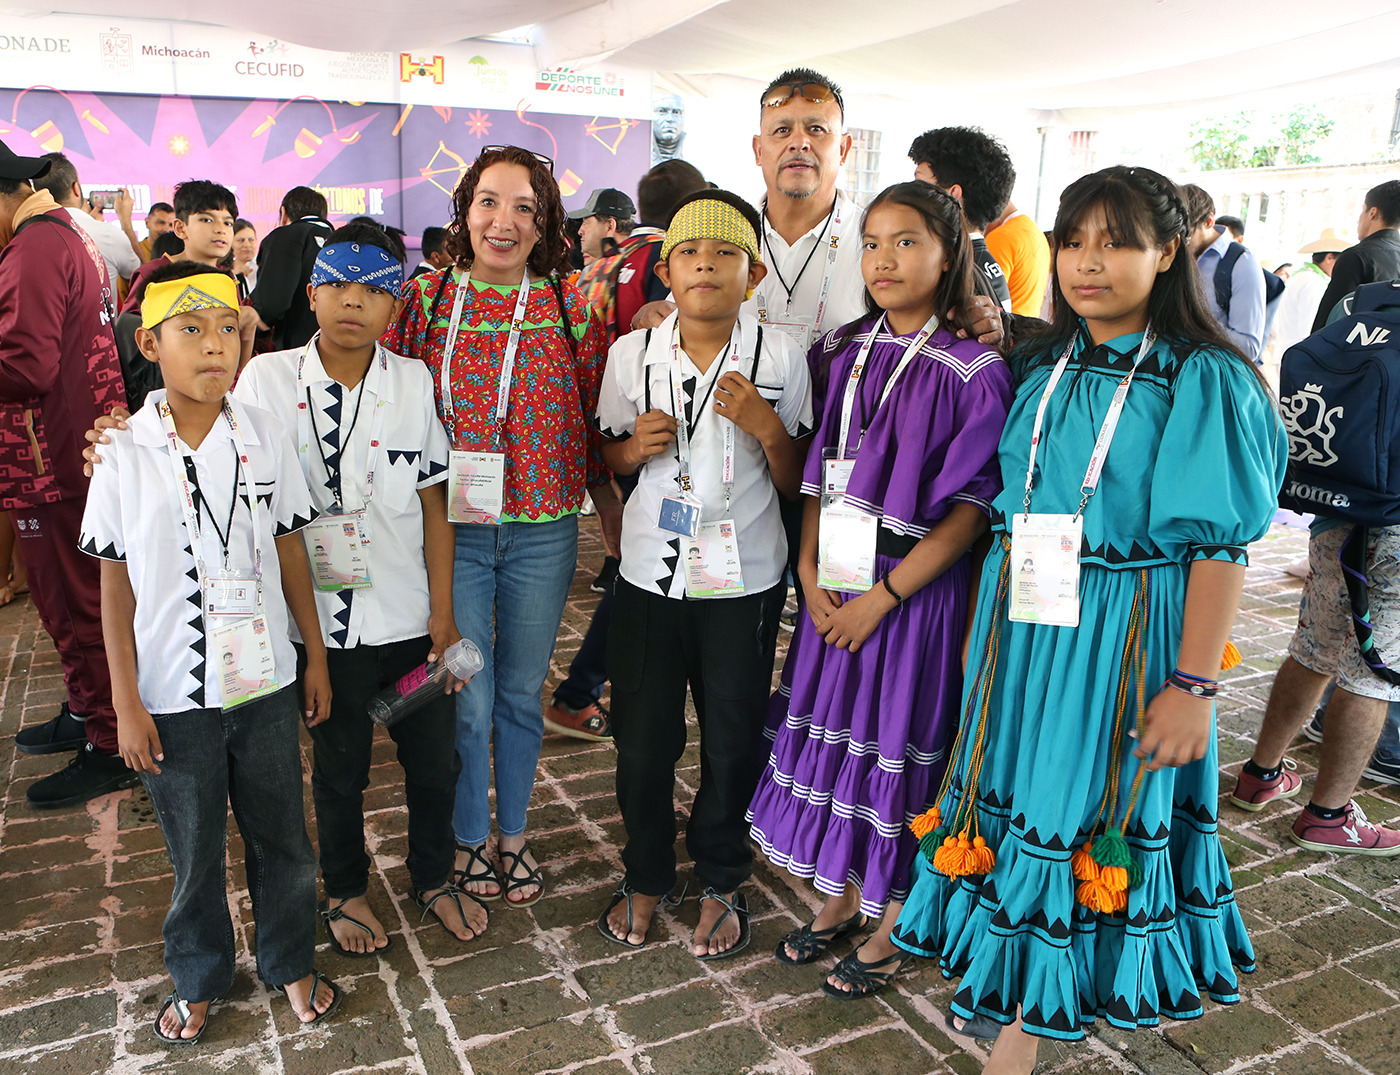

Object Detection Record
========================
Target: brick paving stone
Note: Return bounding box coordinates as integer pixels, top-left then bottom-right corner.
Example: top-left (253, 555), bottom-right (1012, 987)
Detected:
top-left (803, 1028), bottom-right (946, 1075)
top-left (1260, 966), bottom-right (1395, 1033)
top-left (610, 980), bottom-right (736, 1043)
top-left (1322, 1007), bottom-right (1400, 1073)
top-left (638, 1021), bottom-right (777, 1074)
top-left (1164, 1005), bottom-right (1301, 1073)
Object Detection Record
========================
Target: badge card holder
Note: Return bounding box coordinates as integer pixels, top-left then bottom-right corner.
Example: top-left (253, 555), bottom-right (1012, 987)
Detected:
top-left (211, 616), bottom-right (280, 709)
top-left (447, 451), bottom-right (506, 525)
top-left (817, 448), bottom-right (877, 593)
top-left (685, 519), bottom-right (746, 598)
top-left (658, 494), bottom-right (702, 538)
top-left (303, 508), bottom-right (373, 591)
top-left (1008, 513), bottom-right (1084, 626)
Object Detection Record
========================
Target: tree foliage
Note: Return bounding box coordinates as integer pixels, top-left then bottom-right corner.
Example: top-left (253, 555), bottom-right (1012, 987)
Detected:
top-left (1189, 108), bottom-right (1334, 170)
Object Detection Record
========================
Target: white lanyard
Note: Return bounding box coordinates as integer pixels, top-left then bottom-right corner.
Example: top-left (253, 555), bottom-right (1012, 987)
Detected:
top-left (438, 269), bottom-right (531, 449)
top-left (296, 335), bottom-right (391, 509)
top-left (755, 198), bottom-right (844, 337)
top-left (158, 398), bottom-right (263, 594)
top-left (670, 321), bottom-right (742, 510)
top-left (835, 312), bottom-right (938, 459)
top-left (1021, 327), bottom-right (1158, 520)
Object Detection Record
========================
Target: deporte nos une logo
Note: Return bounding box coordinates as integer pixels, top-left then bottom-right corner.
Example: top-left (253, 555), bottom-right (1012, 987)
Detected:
top-left (1347, 322), bottom-right (1393, 347)
top-left (1281, 382), bottom-right (1343, 468)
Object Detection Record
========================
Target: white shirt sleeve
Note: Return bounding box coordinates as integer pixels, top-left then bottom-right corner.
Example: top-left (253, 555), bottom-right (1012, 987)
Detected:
top-left (264, 411), bottom-right (318, 537)
top-left (416, 388), bottom-right (452, 489)
top-left (771, 336), bottom-right (815, 438)
top-left (597, 334), bottom-right (644, 439)
top-left (79, 432), bottom-right (127, 560)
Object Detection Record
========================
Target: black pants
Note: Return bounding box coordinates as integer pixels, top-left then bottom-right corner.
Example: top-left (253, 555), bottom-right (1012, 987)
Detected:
top-left (608, 579), bottom-right (785, 896)
top-left (296, 636), bottom-right (459, 898)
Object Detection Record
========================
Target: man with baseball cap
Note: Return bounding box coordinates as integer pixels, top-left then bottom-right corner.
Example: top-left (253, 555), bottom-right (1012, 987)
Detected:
top-left (0, 138), bottom-right (134, 807)
top-left (1272, 228), bottom-right (1354, 355)
top-left (570, 188), bottom-right (637, 266)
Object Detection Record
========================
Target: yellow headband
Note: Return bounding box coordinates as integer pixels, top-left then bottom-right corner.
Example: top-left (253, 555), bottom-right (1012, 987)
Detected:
top-left (141, 273), bottom-right (240, 330)
top-left (661, 198), bottom-right (760, 263)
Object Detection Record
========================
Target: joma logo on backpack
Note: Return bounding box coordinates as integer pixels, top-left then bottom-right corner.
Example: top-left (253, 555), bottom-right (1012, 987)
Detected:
top-left (1283, 481), bottom-right (1351, 508)
top-left (1346, 323), bottom-right (1392, 347)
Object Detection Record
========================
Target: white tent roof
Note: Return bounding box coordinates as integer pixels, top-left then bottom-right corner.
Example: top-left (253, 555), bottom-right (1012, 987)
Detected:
top-left (10, 0), bottom-right (1400, 110)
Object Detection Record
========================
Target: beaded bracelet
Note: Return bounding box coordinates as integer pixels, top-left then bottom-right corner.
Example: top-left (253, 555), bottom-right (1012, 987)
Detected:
top-left (1165, 669), bottom-right (1219, 699)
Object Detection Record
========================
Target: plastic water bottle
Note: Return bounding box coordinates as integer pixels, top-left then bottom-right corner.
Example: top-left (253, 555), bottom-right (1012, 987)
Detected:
top-left (368, 639), bottom-right (483, 727)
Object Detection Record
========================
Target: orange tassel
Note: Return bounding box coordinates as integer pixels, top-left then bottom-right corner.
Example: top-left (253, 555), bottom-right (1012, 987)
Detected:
top-left (1221, 641), bottom-right (1242, 671)
top-left (910, 807), bottom-right (942, 840)
top-left (1070, 841), bottom-right (1099, 882)
top-left (1076, 878), bottom-right (1127, 914)
top-left (1099, 865), bottom-right (1130, 892)
top-left (970, 835), bottom-right (996, 876)
top-left (932, 835), bottom-right (959, 877)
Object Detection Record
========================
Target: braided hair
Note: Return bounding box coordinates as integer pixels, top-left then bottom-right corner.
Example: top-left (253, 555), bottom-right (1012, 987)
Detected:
top-left (1023, 165), bottom-right (1266, 389)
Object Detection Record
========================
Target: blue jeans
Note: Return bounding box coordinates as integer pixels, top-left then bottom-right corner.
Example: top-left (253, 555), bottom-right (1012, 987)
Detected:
top-left (451, 515), bottom-right (578, 846)
top-left (140, 686), bottom-right (316, 1001)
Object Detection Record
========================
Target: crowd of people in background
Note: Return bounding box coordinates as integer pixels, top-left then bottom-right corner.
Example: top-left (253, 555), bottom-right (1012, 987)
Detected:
top-left (2, 63), bottom-right (1400, 1074)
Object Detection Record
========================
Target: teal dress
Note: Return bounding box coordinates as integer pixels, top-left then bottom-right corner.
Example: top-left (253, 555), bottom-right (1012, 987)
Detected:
top-left (892, 327), bottom-right (1287, 1041)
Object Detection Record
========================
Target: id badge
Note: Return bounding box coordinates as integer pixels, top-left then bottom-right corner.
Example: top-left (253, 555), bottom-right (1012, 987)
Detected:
top-left (818, 504), bottom-right (877, 593)
top-left (211, 615), bottom-right (279, 709)
top-left (822, 447), bottom-right (856, 498)
top-left (658, 494), bottom-right (703, 538)
top-left (1008, 513), bottom-right (1084, 627)
top-left (202, 573), bottom-right (258, 617)
top-left (448, 450), bottom-right (505, 525)
top-left (764, 318), bottom-right (814, 351)
top-left (684, 519), bottom-right (746, 598)
top-left (303, 512), bottom-right (372, 592)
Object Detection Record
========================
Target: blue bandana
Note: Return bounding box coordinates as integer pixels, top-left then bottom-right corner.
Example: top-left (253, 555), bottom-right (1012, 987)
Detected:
top-left (310, 241), bottom-right (403, 296)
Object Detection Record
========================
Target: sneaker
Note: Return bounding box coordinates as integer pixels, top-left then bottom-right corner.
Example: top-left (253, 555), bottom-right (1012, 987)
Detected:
top-left (1300, 709), bottom-right (1324, 745)
top-left (26, 742), bottom-right (141, 809)
top-left (590, 556), bottom-right (619, 595)
top-left (780, 611), bottom-right (797, 633)
top-left (1362, 756), bottom-right (1400, 787)
top-left (1228, 759), bottom-right (1302, 812)
top-left (543, 700), bottom-right (612, 742)
top-left (1291, 801), bottom-right (1400, 856)
top-left (15, 703), bottom-right (88, 755)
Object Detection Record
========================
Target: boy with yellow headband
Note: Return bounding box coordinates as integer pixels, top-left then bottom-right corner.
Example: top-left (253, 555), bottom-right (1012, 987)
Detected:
top-left (79, 260), bottom-right (342, 1042)
top-left (595, 189), bottom-right (813, 958)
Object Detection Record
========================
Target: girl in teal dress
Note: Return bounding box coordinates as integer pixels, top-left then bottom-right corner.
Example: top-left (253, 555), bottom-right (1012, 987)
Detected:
top-left (891, 166), bottom-right (1287, 1074)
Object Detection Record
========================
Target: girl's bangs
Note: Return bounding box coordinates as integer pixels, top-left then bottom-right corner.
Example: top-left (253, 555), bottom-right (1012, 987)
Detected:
top-left (1053, 180), bottom-right (1152, 250)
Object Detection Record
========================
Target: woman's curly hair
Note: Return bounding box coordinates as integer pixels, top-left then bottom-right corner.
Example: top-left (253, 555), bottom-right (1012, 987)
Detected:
top-left (445, 145), bottom-right (571, 278)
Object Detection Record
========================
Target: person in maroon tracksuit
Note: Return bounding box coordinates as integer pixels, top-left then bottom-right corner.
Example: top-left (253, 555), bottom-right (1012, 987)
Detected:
top-left (0, 139), bottom-right (135, 807)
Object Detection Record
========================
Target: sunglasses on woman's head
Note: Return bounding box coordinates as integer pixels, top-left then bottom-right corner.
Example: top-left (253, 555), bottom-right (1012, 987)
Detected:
top-left (762, 82), bottom-right (837, 108)
top-left (482, 145), bottom-right (555, 174)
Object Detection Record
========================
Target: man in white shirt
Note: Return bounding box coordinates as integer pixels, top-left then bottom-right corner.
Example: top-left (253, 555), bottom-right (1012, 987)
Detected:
top-left (1271, 229), bottom-right (1352, 357)
top-left (33, 152), bottom-right (140, 289)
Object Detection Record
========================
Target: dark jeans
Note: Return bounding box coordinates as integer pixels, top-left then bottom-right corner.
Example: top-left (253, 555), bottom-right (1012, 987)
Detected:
top-left (554, 583), bottom-right (613, 710)
top-left (140, 686), bottom-right (315, 1001)
top-left (297, 637), bottom-right (459, 897)
top-left (608, 578), bottom-right (785, 896)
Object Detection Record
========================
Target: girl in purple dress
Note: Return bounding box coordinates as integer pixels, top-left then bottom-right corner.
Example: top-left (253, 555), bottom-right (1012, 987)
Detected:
top-left (748, 182), bottom-right (1013, 998)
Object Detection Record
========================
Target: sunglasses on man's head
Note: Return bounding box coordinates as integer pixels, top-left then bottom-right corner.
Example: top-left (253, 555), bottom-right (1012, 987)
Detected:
top-left (762, 82), bottom-right (838, 108)
top-left (482, 145), bottom-right (555, 174)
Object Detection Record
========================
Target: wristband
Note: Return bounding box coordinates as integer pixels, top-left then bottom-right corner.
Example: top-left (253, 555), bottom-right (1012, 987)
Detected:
top-left (881, 573), bottom-right (904, 605)
top-left (1165, 670), bottom-right (1218, 699)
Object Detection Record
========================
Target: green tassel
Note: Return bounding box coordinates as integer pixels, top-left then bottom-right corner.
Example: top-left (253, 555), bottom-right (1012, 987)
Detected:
top-left (1126, 858), bottom-right (1144, 890)
top-left (918, 832), bottom-right (941, 862)
top-left (930, 825), bottom-right (949, 844)
top-left (1090, 827), bottom-right (1132, 869)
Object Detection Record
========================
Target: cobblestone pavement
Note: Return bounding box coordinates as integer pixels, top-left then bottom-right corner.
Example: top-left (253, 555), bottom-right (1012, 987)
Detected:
top-left (1, 520), bottom-right (1397, 1075)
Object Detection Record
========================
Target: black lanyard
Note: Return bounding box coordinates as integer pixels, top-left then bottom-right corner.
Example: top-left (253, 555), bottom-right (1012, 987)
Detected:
top-left (186, 454), bottom-right (242, 563)
top-left (643, 326), bottom-right (765, 430)
top-left (306, 378), bottom-right (368, 506)
top-left (762, 202), bottom-right (836, 307)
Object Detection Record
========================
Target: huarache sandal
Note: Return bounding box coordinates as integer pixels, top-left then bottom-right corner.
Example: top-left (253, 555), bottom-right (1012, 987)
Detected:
top-left (153, 989), bottom-right (214, 1045)
top-left (452, 842), bottom-right (503, 902)
top-left (774, 910), bottom-right (868, 964)
top-left (596, 881), bottom-right (684, 948)
top-left (274, 970), bottom-right (342, 1026)
top-left (321, 899), bottom-right (392, 958)
top-left (695, 887), bottom-right (750, 961)
top-left (498, 842), bottom-right (545, 908)
top-left (943, 1007), bottom-right (1007, 1040)
top-left (415, 883), bottom-right (488, 942)
top-left (822, 948), bottom-right (912, 999)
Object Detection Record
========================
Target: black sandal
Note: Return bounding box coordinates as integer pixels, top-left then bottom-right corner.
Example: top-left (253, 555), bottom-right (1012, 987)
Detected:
top-left (597, 881), bottom-right (652, 948)
top-left (943, 1008), bottom-right (1007, 1040)
top-left (822, 948), bottom-right (912, 999)
top-left (415, 883), bottom-right (487, 942)
top-left (696, 888), bottom-right (750, 962)
top-left (774, 910), bottom-right (868, 964)
top-left (498, 842), bottom-right (545, 908)
top-left (453, 842), bottom-right (502, 902)
top-left (153, 990), bottom-right (214, 1045)
top-left (321, 899), bottom-right (392, 958)
top-left (273, 971), bottom-right (342, 1025)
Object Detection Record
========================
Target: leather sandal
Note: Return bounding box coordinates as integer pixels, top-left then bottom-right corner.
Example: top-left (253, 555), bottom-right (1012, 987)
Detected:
top-left (415, 883), bottom-right (487, 942)
top-left (943, 1007), bottom-right (1007, 1040)
top-left (822, 948), bottom-right (912, 999)
top-left (696, 888), bottom-right (750, 962)
top-left (452, 842), bottom-right (502, 902)
top-left (273, 971), bottom-right (342, 1025)
top-left (321, 899), bottom-right (392, 958)
top-left (153, 990), bottom-right (214, 1045)
top-left (498, 842), bottom-right (545, 908)
top-left (774, 910), bottom-right (868, 965)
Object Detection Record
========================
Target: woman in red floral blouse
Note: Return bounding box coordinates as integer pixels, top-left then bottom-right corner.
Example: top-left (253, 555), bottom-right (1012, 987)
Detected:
top-left (386, 145), bottom-right (618, 910)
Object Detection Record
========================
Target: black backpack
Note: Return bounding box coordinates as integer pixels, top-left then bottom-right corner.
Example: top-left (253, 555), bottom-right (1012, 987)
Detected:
top-left (1214, 241), bottom-right (1285, 316)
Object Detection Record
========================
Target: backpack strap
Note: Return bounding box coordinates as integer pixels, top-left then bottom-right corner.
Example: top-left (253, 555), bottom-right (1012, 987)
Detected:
top-left (643, 328), bottom-right (654, 412)
top-left (1213, 241), bottom-right (1246, 316)
top-left (1351, 280), bottom-right (1400, 316)
top-left (1339, 526), bottom-right (1400, 685)
top-left (549, 274), bottom-right (577, 362)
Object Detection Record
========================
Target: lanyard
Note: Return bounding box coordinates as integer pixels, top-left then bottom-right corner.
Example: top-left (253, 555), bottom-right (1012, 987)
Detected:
top-left (158, 397), bottom-right (264, 594)
top-left (835, 312), bottom-right (938, 459)
top-left (296, 334), bottom-right (390, 509)
top-left (755, 197), bottom-right (844, 337)
top-left (670, 321), bottom-right (743, 512)
top-left (1021, 327), bottom-right (1158, 521)
top-left (438, 269), bottom-right (531, 450)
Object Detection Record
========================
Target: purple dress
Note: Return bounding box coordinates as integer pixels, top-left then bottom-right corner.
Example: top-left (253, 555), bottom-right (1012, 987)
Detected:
top-left (748, 318), bottom-right (1012, 916)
